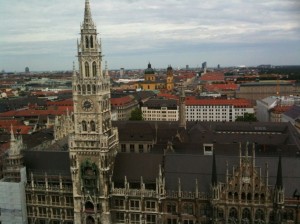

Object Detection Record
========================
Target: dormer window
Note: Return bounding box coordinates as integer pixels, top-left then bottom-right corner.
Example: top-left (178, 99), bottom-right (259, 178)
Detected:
top-left (203, 143), bottom-right (213, 155)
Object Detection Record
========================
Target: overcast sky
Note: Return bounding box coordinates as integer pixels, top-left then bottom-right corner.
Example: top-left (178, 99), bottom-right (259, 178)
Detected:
top-left (1, 0), bottom-right (300, 72)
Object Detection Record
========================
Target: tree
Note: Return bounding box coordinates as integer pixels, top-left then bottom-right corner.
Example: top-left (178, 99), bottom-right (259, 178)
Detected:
top-left (235, 113), bottom-right (257, 122)
top-left (129, 108), bottom-right (143, 120)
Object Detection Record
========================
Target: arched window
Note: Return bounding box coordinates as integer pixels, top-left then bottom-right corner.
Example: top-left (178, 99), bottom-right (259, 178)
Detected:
top-left (182, 203), bottom-right (193, 215)
top-left (82, 121), bottom-right (87, 131)
top-left (228, 207), bottom-right (238, 223)
top-left (255, 209), bottom-right (265, 221)
top-left (77, 85), bottom-right (81, 93)
top-left (91, 121), bottom-right (96, 132)
top-left (242, 208), bottom-right (251, 223)
top-left (86, 216), bottom-right (95, 224)
top-left (85, 36), bottom-right (89, 49)
top-left (92, 85), bottom-right (96, 94)
top-left (87, 84), bottom-right (91, 92)
top-left (92, 61), bottom-right (97, 77)
top-left (85, 62), bottom-right (90, 77)
top-left (90, 36), bottom-right (93, 48)
top-left (82, 85), bottom-right (86, 94)
top-left (85, 201), bottom-right (94, 211)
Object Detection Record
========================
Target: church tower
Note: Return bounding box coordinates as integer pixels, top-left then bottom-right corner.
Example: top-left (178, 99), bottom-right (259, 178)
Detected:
top-left (69, 1), bottom-right (119, 223)
top-left (166, 65), bottom-right (174, 91)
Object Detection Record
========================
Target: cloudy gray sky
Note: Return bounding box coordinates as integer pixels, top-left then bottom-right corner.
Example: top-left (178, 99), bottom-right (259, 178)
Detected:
top-left (1, 0), bottom-right (300, 72)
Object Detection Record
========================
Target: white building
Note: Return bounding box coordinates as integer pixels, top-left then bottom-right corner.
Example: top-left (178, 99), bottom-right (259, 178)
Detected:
top-left (0, 129), bottom-right (28, 224)
top-left (256, 96), bottom-right (300, 122)
top-left (185, 97), bottom-right (254, 122)
top-left (142, 99), bottom-right (178, 121)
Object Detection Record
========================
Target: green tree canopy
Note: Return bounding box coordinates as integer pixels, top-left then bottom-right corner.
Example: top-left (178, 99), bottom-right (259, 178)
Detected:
top-left (235, 113), bottom-right (257, 122)
top-left (129, 108), bottom-right (143, 121)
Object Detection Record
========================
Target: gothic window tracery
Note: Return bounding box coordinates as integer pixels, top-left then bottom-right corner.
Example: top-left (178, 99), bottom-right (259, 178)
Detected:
top-left (87, 84), bottom-right (91, 92)
top-left (90, 36), bottom-right (93, 48)
top-left (82, 121), bottom-right (87, 131)
top-left (242, 208), bottom-right (251, 223)
top-left (85, 201), bottom-right (94, 211)
top-left (80, 160), bottom-right (98, 193)
top-left (85, 36), bottom-right (89, 49)
top-left (228, 207), bottom-right (238, 223)
top-left (86, 216), bottom-right (95, 224)
top-left (92, 61), bottom-right (97, 76)
top-left (255, 209), bottom-right (265, 222)
top-left (90, 121), bottom-right (96, 132)
top-left (85, 62), bottom-right (90, 77)
top-left (82, 85), bottom-right (86, 94)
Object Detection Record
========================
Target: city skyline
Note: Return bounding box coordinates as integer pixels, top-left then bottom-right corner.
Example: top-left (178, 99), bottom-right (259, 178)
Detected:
top-left (1, 0), bottom-right (300, 72)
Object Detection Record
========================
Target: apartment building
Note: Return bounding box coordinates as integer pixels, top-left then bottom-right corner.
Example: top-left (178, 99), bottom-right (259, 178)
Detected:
top-left (186, 97), bottom-right (254, 122)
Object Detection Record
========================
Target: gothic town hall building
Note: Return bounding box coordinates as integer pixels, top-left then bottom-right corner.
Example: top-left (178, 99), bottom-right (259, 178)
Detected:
top-left (0, 1), bottom-right (300, 224)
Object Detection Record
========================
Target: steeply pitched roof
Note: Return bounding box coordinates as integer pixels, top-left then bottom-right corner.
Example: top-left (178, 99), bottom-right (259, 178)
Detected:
top-left (113, 153), bottom-right (163, 183)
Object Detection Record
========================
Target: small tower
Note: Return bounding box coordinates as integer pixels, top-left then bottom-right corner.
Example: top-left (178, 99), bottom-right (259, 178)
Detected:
top-left (178, 84), bottom-right (186, 129)
top-left (69, 0), bottom-right (119, 223)
top-left (166, 65), bottom-right (174, 91)
top-left (211, 153), bottom-right (219, 200)
top-left (3, 126), bottom-right (25, 182)
top-left (274, 155), bottom-right (284, 223)
top-left (144, 62), bottom-right (155, 81)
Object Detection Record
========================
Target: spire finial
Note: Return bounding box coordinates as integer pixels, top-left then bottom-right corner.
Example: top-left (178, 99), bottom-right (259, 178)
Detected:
top-left (212, 153), bottom-right (217, 186)
top-left (276, 155), bottom-right (283, 189)
top-left (10, 124), bottom-right (15, 141)
top-left (83, 0), bottom-right (94, 28)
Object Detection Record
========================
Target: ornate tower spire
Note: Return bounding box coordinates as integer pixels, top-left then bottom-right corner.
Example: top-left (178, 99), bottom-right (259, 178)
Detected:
top-left (179, 84), bottom-right (186, 129)
top-left (69, 1), bottom-right (119, 223)
top-left (83, 0), bottom-right (94, 29)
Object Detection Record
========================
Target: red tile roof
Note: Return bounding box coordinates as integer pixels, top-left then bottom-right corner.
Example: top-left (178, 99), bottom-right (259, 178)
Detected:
top-left (200, 72), bottom-right (225, 81)
top-left (0, 107), bottom-right (72, 117)
top-left (0, 119), bottom-right (34, 134)
top-left (157, 93), bottom-right (179, 100)
top-left (186, 97), bottom-right (252, 108)
top-left (111, 96), bottom-right (135, 106)
top-left (272, 105), bottom-right (293, 114)
top-left (46, 99), bottom-right (73, 106)
top-left (205, 83), bottom-right (238, 91)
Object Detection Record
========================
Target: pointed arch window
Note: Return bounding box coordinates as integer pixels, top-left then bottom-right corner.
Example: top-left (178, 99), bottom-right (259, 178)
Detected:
top-left (90, 121), bottom-right (96, 132)
top-left (85, 62), bottom-right (90, 77)
top-left (85, 36), bottom-right (89, 49)
top-left (255, 209), bottom-right (265, 221)
top-left (242, 208), bottom-right (251, 223)
top-left (92, 61), bottom-right (97, 77)
top-left (77, 85), bottom-right (81, 93)
top-left (82, 121), bottom-right (87, 132)
top-left (82, 85), bottom-right (86, 94)
top-left (90, 36), bottom-right (94, 48)
top-left (92, 85), bottom-right (96, 94)
top-left (87, 84), bottom-right (91, 92)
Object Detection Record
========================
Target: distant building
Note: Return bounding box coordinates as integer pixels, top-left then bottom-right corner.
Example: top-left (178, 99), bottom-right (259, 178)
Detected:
top-left (141, 98), bottom-right (178, 121)
top-left (166, 65), bottom-right (174, 91)
top-left (120, 68), bottom-right (124, 78)
top-left (25, 67), bottom-right (30, 73)
top-left (236, 81), bottom-right (298, 102)
top-left (186, 97), bottom-right (254, 122)
top-left (202, 61), bottom-right (207, 74)
top-left (111, 95), bottom-right (139, 121)
top-left (256, 96), bottom-right (300, 122)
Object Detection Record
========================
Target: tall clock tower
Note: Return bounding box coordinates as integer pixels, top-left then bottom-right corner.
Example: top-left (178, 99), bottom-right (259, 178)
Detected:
top-left (69, 1), bottom-right (119, 223)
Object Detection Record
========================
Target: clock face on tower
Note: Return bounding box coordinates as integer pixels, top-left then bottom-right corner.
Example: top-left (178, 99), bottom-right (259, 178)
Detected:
top-left (82, 98), bottom-right (94, 111)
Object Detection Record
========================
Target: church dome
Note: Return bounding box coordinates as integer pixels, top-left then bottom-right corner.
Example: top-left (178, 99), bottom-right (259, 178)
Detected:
top-left (145, 62), bottom-right (155, 74)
